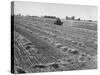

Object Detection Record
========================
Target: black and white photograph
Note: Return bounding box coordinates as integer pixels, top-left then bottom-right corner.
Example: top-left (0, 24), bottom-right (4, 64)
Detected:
top-left (11, 1), bottom-right (98, 74)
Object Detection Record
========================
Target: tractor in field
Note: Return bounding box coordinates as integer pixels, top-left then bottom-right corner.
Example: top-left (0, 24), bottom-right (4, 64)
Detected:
top-left (54, 18), bottom-right (63, 25)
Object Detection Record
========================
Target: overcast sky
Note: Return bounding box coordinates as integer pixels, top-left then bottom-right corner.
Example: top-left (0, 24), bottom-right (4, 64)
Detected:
top-left (14, 1), bottom-right (98, 20)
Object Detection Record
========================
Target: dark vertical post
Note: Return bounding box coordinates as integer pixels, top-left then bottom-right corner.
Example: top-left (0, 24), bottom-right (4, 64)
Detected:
top-left (11, 1), bottom-right (14, 74)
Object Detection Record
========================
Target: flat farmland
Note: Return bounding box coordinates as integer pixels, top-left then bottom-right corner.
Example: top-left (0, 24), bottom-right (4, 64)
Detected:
top-left (13, 16), bottom-right (97, 73)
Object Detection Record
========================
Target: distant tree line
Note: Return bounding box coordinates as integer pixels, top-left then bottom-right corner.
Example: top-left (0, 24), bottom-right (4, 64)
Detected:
top-left (65, 16), bottom-right (96, 22)
top-left (66, 16), bottom-right (81, 21)
top-left (43, 16), bottom-right (57, 19)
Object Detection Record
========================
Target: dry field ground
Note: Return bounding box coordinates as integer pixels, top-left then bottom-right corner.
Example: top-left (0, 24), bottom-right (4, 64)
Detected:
top-left (13, 15), bottom-right (97, 74)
